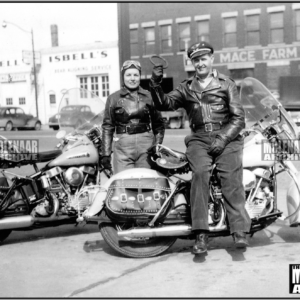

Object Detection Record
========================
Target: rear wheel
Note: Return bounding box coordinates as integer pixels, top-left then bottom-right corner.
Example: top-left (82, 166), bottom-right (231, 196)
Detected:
top-left (53, 125), bottom-right (59, 130)
top-left (0, 230), bottom-right (11, 243)
top-left (100, 223), bottom-right (177, 258)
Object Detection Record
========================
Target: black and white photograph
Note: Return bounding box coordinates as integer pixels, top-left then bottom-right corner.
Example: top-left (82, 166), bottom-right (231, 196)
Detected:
top-left (0, 1), bottom-right (300, 298)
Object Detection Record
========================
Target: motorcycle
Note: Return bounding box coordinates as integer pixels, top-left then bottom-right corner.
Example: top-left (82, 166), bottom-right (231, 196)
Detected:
top-left (0, 88), bottom-right (108, 243)
top-left (83, 77), bottom-right (300, 258)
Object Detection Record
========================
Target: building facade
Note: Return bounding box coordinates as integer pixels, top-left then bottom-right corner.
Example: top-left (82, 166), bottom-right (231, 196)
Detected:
top-left (0, 41), bottom-right (120, 124)
top-left (118, 3), bottom-right (300, 104)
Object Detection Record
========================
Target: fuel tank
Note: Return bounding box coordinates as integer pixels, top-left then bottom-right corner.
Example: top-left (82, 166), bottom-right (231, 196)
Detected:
top-left (48, 137), bottom-right (98, 167)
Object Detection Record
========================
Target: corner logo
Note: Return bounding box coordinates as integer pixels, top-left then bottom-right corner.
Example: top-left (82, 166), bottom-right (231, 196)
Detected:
top-left (290, 264), bottom-right (300, 293)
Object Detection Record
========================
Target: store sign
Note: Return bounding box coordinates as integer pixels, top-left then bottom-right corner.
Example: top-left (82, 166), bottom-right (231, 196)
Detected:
top-left (22, 50), bottom-right (41, 65)
top-left (184, 45), bottom-right (300, 71)
top-left (53, 64), bottom-right (111, 74)
top-left (48, 50), bottom-right (108, 63)
top-left (0, 73), bottom-right (27, 83)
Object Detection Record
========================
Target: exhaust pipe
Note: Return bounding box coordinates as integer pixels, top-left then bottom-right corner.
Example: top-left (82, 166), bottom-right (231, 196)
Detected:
top-left (117, 221), bottom-right (228, 239)
top-left (0, 215), bottom-right (34, 230)
top-left (118, 224), bottom-right (193, 238)
top-left (0, 196), bottom-right (69, 230)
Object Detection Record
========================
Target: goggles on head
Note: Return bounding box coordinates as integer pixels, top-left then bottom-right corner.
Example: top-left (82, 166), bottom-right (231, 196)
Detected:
top-left (121, 60), bottom-right (141, 72)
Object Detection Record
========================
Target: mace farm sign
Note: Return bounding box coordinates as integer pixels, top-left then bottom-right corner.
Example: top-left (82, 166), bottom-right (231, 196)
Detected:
top-left (184, 45), bottom-right (300, 70)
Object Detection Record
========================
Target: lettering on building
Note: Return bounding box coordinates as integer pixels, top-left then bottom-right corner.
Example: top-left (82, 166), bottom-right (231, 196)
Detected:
top-left (49, 50), bottom-right (108, 63)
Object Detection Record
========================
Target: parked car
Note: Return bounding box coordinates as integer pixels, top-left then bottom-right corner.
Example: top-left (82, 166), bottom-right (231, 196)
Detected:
top-left (48, 105), bottom-right (95, 130)
top-left (0, 107), bottom-right (41, 131)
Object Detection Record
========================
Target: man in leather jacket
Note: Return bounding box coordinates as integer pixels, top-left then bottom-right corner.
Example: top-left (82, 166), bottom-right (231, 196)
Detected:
top-left (101, 60), bottom-right (165, 174)
top-left (149, 42), bottom-right (251, 254)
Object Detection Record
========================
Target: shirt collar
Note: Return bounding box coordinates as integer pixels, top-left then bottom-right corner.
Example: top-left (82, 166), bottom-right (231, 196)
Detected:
top-left (120, 86), bottom-right (148, 96)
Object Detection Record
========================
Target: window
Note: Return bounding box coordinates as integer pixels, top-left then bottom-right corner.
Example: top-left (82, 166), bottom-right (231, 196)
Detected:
top-left (197, 20), bottom-right (210, 42)
top-left (6, 98), bottom-right (13, 105)
top-left (91, 76), bottom-right (99, 96)
top-left (269, 12), bottom-right (284, 43)
top-left (295, 10), bottom-right (300, 41)
top-left (19, 97), bottom-right (26, 105)
top-left (130, 29), bottom-right (139, 56)
top-left (80, 77), bottom-right (88, 98)
top-left (144, 27), bottom-right (155, 55)
top-left (49, 94), bottom-right (56, 104)
top-left (79, 75), bottom-right (110, 98)
top-left (16, 108), bottom-right (24, 115)
top-left (246, 14), bottom-right (260, 45)
top-left (178, 23), bottom-right (190, 51)
top-left (160, 24), bottom-right (172, 53)
top-left (102, 75), bottom-right (109, 97)
top-left (224, 17), bottom-right (237, 47)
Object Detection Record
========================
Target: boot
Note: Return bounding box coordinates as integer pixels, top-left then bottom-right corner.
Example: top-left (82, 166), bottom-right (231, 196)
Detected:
top-left (233, 231), bottom-right (249, 248)
top-left (192, 233), bottom-right (208, 254)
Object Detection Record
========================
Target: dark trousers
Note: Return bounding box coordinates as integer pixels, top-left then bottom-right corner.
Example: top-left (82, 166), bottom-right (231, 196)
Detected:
top-left (185, 130), bottom-right (251, 234)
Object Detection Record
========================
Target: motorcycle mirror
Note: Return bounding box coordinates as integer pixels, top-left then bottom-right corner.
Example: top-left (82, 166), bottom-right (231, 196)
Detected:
top-left (56, 130), bottom-right (67, 140)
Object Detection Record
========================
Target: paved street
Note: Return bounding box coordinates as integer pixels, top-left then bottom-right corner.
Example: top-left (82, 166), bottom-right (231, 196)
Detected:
top-left (0, 129), bottom-right (300, 298)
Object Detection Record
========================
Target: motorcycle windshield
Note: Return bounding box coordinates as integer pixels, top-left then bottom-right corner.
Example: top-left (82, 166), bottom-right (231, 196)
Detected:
top-left (57, 88), bottom-right (106, 135)
top-left (240, 77), bottom-right (299, 140)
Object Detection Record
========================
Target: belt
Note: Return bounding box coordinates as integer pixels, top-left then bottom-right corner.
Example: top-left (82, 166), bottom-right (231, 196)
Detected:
top-left (193, 122), bottom-right (225, 133)
top-left (116, 123), bottom-right (151, 134)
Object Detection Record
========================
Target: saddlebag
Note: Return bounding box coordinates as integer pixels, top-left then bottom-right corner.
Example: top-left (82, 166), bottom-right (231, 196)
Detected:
top-left (105, 177), bottom-right (171, 222)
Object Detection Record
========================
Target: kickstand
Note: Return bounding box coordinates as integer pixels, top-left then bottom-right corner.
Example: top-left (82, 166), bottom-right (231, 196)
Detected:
top-left (250, 232), bottom-right (255, 238)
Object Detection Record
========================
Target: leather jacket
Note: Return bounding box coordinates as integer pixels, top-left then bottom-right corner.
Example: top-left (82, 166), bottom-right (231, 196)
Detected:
top-left (149, 69), bottom-right (245, 142)
top-left (101, 86), bottom-right (165, 156)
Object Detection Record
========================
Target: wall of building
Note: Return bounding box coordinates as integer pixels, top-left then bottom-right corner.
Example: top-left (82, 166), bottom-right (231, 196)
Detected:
top-left (0, 41), bottom-right (120, 125)
top-left (118, 3), bottom-right (300, 100)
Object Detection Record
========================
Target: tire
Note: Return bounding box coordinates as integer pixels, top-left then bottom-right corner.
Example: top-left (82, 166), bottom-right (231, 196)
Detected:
top-left (53, 125), bottom-right (59, 131)
top-left (5, 122), bottom-right (13, 131)
top-left (99, 223), bottom-right (177, 258)
top-left (34, 122), bottom-right (41, 131)
top-left (0, 229), bottom-right (11, 243)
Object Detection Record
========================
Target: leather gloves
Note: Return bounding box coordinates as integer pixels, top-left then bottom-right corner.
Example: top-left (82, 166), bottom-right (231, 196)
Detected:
top-left (208, 134), bottom-right (230, 156)
top-left (151, 65), bottom-right (164, 84)
top-left (100, 155), bottom-right (112, 170)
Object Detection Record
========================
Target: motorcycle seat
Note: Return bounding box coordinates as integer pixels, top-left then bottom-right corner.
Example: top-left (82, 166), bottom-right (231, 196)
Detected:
top-left (35, 150), bottom-right (63, 163)
top-left (155, 147), bottom-right (188, 170)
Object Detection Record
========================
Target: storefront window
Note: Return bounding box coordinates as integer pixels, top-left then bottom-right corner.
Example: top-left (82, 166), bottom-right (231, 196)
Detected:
top-left (246, 14), bottom-right (260, 45)
top-left (269, 12), bottom-right (284, 43)
top-left (91, 76), bottom-right (99, 96)
top-left (160, 24), bottom-right (172, 53)
top-left (79, 75), bottom-right (109, 98)
top-left (224, 17), bottom-right (237, 47)
top-left (102, 75), bottom-right (109, 97)
top-left (178, 22), bottom-right (190, 51)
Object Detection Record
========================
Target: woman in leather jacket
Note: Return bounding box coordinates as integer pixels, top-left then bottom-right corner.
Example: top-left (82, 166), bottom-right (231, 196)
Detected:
top-left (100, 60), bottom-right (165, 174)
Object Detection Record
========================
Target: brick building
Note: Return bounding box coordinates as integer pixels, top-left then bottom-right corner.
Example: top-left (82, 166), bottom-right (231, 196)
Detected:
top-left (118, 2), bottom-right (300, 105)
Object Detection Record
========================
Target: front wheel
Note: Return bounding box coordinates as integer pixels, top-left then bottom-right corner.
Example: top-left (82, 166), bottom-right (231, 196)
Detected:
top-left (100, 223), bottom-right (177, 258)
top-left (0, 229), bottom-right (12, 243)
